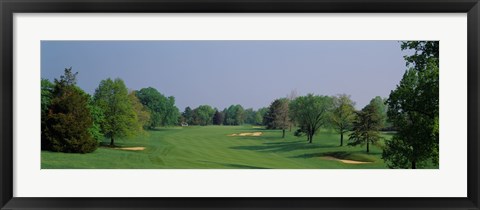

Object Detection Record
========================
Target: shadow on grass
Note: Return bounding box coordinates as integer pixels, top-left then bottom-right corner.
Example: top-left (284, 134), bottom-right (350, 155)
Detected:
top-left (230, 141), bottom-right (333, 153)
top-left (199, 161), bottom-right (270, 169)
top-left (290, 151), bottom-right (377, 162)
top-left (290, 151), bottom-right (351, 159)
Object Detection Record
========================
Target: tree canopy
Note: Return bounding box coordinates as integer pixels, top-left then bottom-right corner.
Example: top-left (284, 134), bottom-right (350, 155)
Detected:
top-left (348, 101), bottom-right (383, 153)
top-left (136, 87), bottom-right (179, 128)
top-left (223, 104), bottom-right (245, 125)
top-left (264, 98), bottom-right (290, 138)
top-left (382, 41), bottom-right (439, 168)
top-left (94, 78), bottom-right (137, 146)
top-left (42, 68), bottom-right (98, 153)
top-left (290, 94), bottom-right (333, 143)
top-left (331, 94), bottom-right (356, 146)
top-left (193, 105), bottom-right (216, 126)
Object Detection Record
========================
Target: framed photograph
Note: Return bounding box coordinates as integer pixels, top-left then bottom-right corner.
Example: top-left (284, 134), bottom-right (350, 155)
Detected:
top-left (1, 0), bottom-right (479, 209)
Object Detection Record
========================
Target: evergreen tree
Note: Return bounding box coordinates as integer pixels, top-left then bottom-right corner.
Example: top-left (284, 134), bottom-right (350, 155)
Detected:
top-left (348, 102), bottom-right (382, 153)
top-left (42, 68), bottom-right (97, 153)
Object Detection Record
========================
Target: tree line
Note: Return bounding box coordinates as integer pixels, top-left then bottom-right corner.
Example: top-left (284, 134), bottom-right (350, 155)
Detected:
top-left (41, 70), bottom-right (181, 153)
top-left (41, 41), bottom-right (438, 169)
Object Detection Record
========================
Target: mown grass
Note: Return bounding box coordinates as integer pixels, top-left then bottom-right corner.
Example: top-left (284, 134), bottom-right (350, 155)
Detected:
top-left (41, 125), bottom-right (393, 169)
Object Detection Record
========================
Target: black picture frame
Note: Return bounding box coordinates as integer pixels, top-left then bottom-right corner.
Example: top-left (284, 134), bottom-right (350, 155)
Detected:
top-left (1, 0), bottom-right (479, 209)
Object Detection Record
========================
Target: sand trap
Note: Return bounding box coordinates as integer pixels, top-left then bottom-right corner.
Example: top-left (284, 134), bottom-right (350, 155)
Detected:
top-left (228, 132), bottom-right (263, 137)
top-left (252, 126), bottom-right (263, 128)
top-left (113, 147), bottom-right (145, 151)
top-left (322, 156), bottom-right (372, 164)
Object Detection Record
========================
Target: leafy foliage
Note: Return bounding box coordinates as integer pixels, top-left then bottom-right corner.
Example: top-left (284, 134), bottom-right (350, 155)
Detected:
top-left (193, 105), bottom-right (216, 126)
top-left (382, 41), bottom-right (439, 169)
top-left (264, 98), bottom-right (290, 138)
top-left (223, 104), bottom-right (245, 125)
top-left (348, 102), bottom-right (383, 153)
top-left (87, 98), bottom-right (105, 142)
top-left (182, 106), bottom-right (194, 125)
top-left (42, 68), bottom-right (98, 153)
top-left (135, 87), bottom-right (179, 128)
top-left (213, 110), bottom-right (224, 125)
top-left (128, 91), bottom-right (151, 133)
top-left (331, 94), bottom-right (356, 146)
top-left (94, 78), bottom-right (137, 146)
top-left (290, 94), bottom-right (333, 143)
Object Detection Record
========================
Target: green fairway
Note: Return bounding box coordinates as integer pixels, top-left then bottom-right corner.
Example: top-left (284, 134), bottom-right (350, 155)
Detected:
top-left (41, 125), bottom-right (392, 169)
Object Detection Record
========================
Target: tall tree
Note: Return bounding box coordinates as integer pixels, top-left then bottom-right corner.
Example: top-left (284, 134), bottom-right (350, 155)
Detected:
top-left (182, 106), bottom-right (194, 125)
top-left (265, 98), bottom-right (290, 138)
top-left (94, 78), bottom-right (136, 146)
top-left (290, 94), bottom-right (333, 143)
top-left (213, 109), bottom-right (224, 125)
top-left (369, 96), bottom-right (388, 129)
top-left (164, 96), bottom-right (180, 126)
top-left (331, 94), bottom-right (356, 146)
top-left (128, 91), bottom-right (151, 133)
top-left (348, 102), bottom-right (383, 153)
top-left (382, 41), bottom-right (439, 169)
top-left (42, 68), bottom-right (98, 153)
top-left (244, 108), bottom-right (257, 125)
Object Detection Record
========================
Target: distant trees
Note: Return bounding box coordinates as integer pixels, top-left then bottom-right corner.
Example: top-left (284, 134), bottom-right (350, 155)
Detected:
top-left (348, 101), bottom-right (383, 153)
top-left (136, 87), bottom-right (179, 128)
top-left (42, 68), bottom-right (98, 153)
top-left (264, 98), bottom-right (290, 138)
top-left (223, 105), bottom-right (245, 125)
top-left (193, 105), bottom-right (215, 126)
top-left (331, 94), bottom-right (356, 146)
top-left (182, 106), bottom-right (194, 125)
top-left (94, 78), bottom-right (137, 146)
top-left (213, 110), bottom-right (224, 125)
top-left (290, 94), bottom-right (333, 143)
top-left (255, 107), bottom-right (268, 125)
top-left (382, 41), bottom-right (439, 169)
top-left (244, 108), bottom-right (257, 125)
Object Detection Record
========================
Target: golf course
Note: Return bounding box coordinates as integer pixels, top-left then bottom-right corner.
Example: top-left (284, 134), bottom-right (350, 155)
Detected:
top-left (41, 41), bottom-right (439, 169)
top-left (42, 125), bottom-right (392, 169)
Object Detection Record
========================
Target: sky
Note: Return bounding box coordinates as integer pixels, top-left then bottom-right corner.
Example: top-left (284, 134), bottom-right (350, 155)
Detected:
top-left (41, 41), bottom-right (410, 111)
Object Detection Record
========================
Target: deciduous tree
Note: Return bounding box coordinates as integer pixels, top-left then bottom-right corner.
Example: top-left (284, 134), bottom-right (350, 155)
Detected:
top-left (382, 41), bottom-right (439, 169)
top-left (193, 105), bottom-right (215, 126)
top-left (94, 78), bottom-right (136, 146)
top-left (290, 94), bottom-right (333, 143)
top-left (331, 94), bottom-right (356, 146)
top-left (265, 98), bottom-right (290, 138)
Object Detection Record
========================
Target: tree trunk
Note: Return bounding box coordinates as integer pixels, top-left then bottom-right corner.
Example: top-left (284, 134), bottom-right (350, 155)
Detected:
top-left (308, 134), bottom-right (313, 143)
top-left (340, 133), bottom-right (343, 146)
top-left (110, 136), bottom-right (115, 147)
top-left (282, 129), bottom-right (285, 138)
top-left (366, 139), bottom-right (369, 153)
top-left (412, 161), bottom-right (416, 169)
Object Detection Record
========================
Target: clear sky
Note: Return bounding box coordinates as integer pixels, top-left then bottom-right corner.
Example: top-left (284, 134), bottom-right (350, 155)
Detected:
top-left (41, 40), bottom-right (410, 111)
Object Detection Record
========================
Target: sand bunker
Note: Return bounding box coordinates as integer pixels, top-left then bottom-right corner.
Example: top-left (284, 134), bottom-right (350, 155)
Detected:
top-left (322, 156), bottom-right (372, 164)
top-left (228, 132), bottom-right (263, 137)
top-left (113, 147), bottom-right (145, 151)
